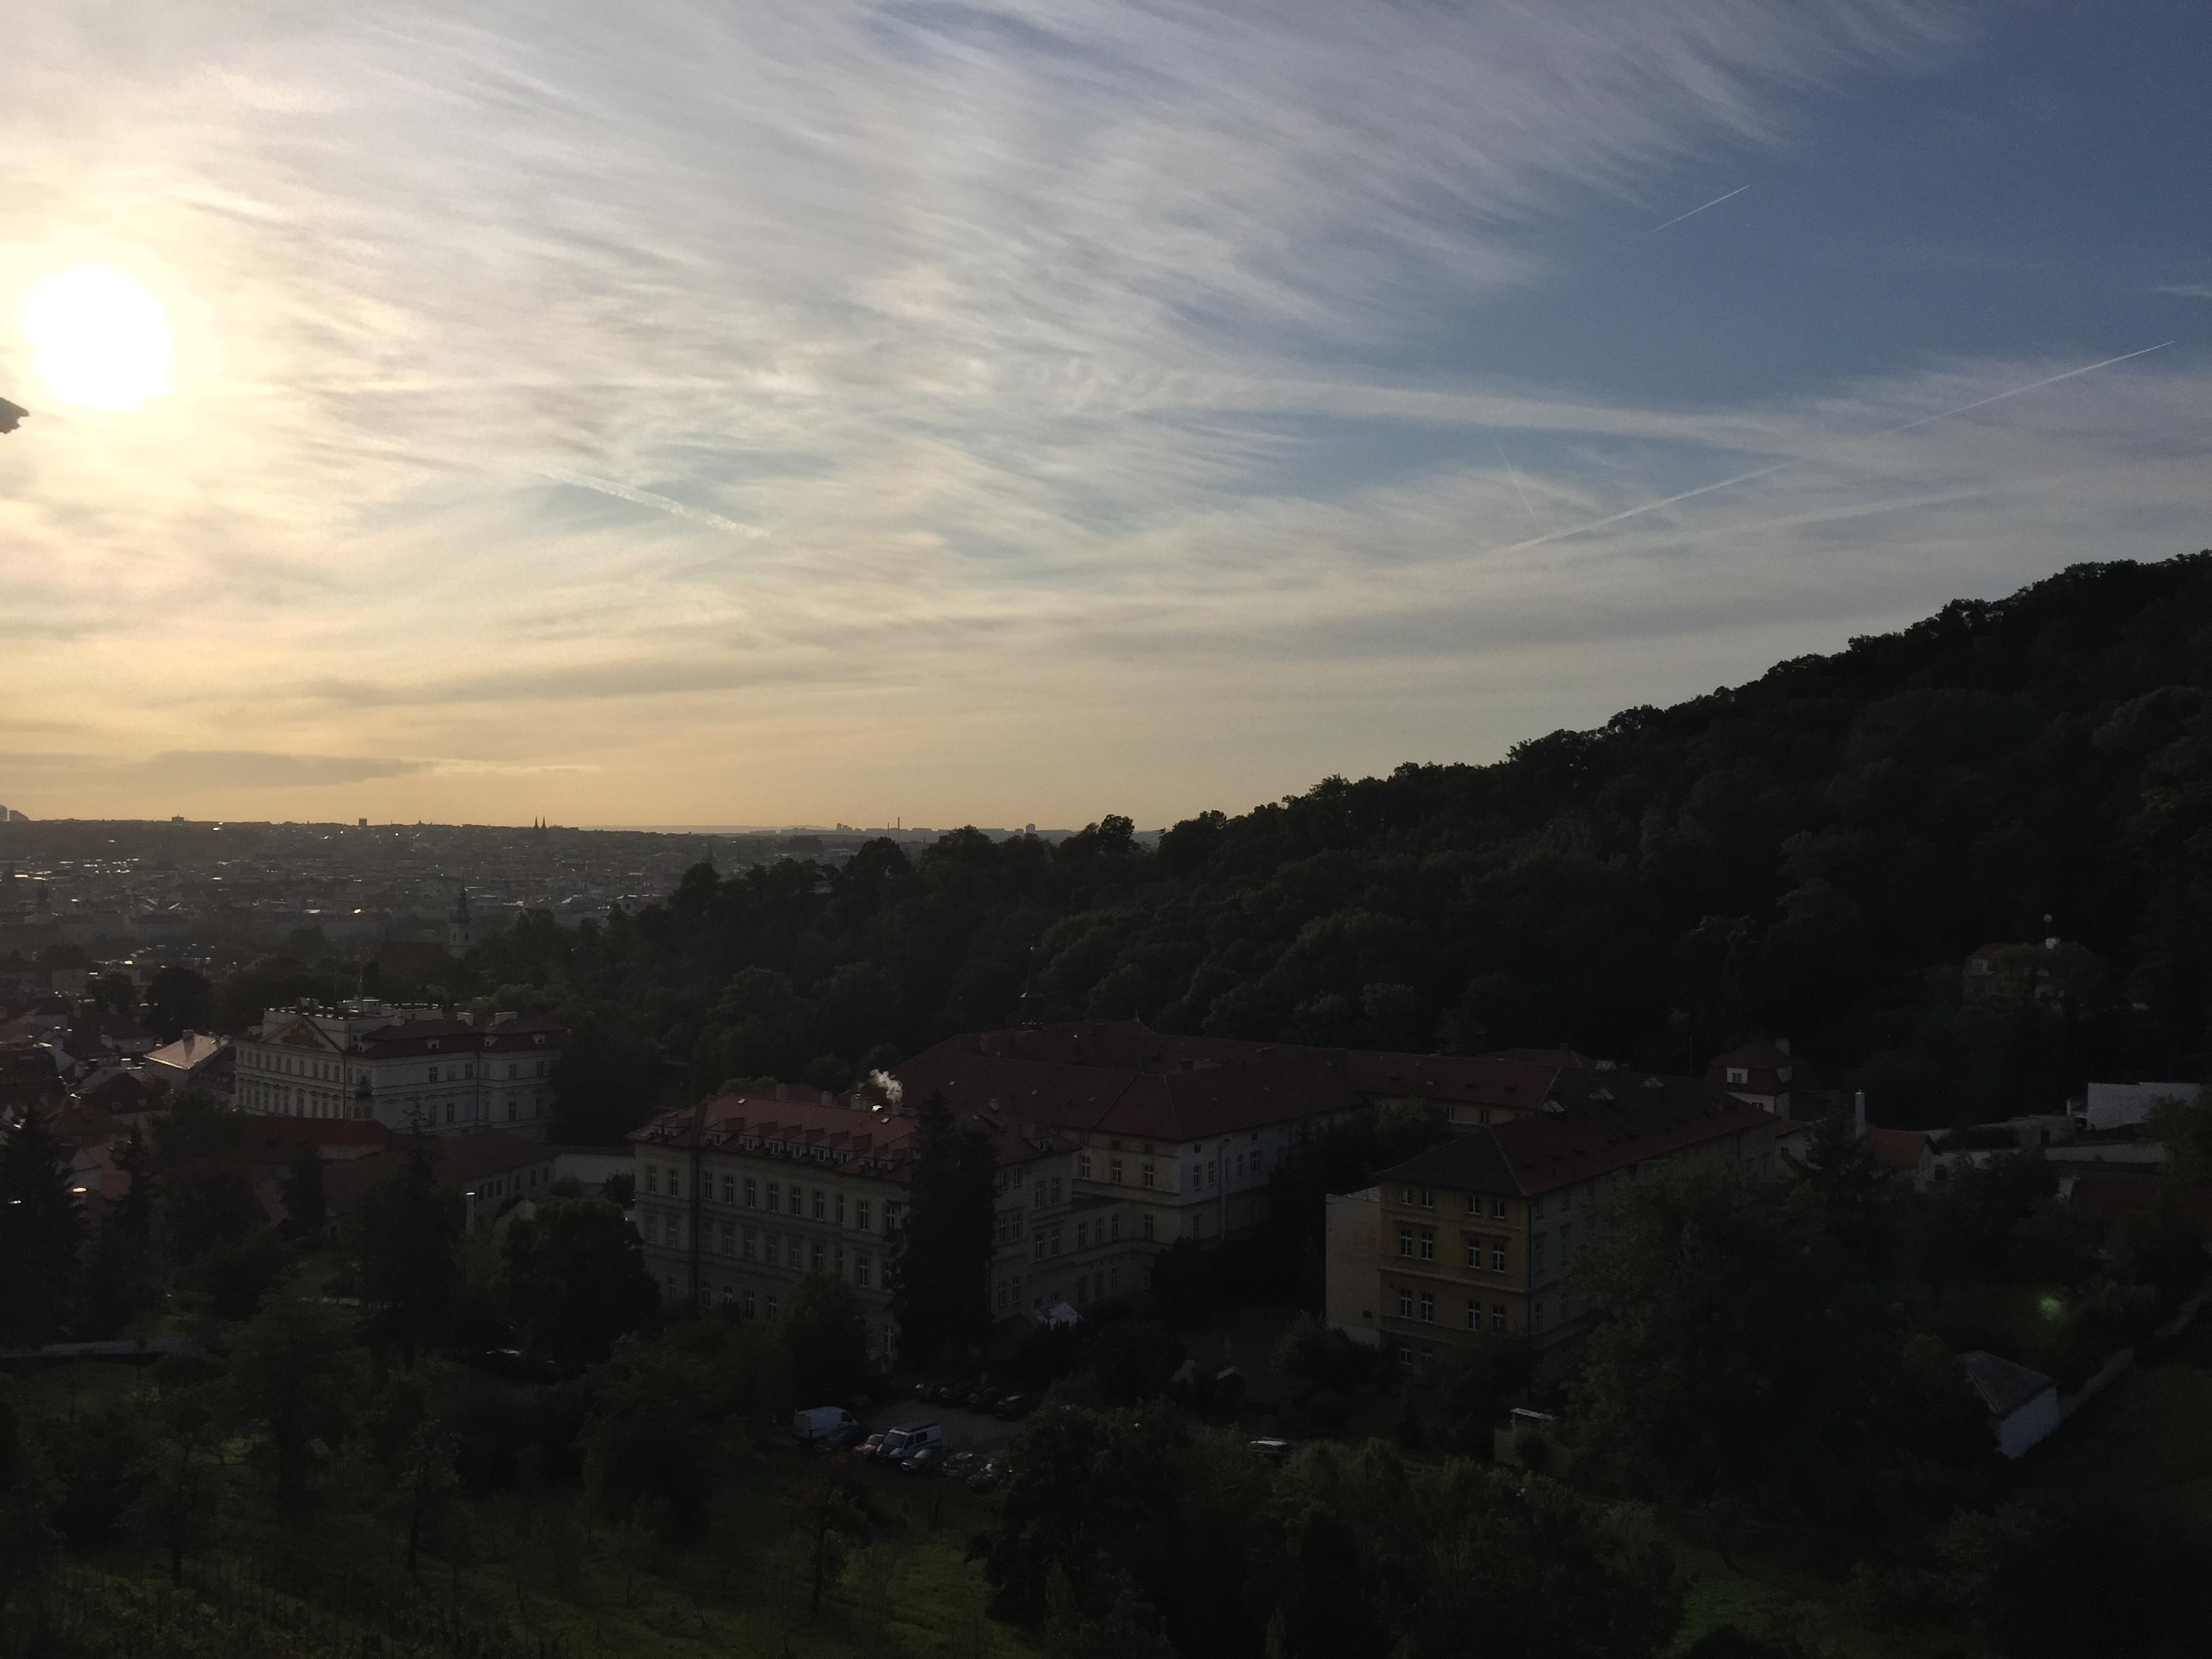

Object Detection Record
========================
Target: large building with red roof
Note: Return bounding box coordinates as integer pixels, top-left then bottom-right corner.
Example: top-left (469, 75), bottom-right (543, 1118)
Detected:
top-left (237, 999), bottom-right (566, 1139)
top-left (629, 1084), bottom-right (1076, 1355)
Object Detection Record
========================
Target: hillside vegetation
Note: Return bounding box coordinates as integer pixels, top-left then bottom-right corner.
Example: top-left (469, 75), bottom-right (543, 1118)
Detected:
top-left (458, 552), bottom-right (2212, 1136)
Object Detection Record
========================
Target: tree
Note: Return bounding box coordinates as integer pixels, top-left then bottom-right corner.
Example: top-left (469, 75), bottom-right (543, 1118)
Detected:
top-left (2143, 1086), bottom-right (2212, 1183)
top-left (129, 1380), bottom-right (220, 1586)
top-left (144, 964), bottom-right (216, 1042)
top-left (887, 1092), bottom-right (996, 1369)
top-left (0, 1109), bottom-right (86, 1344)
top-left (499, 1196), bottom-right (657, 1372)
top-left (583, 1340), bottom-right (718, 1534)
top-left (0, 1382), bottom-right (60, 1647)
top-left (358, 1126), bottom-right (460, 1363)
top-left (1571, 1162), bottom-right (1974, 1532)
top-left (782, 1271), bottom-right (870, 1406)
top-left (1786, 1105), bottom-right (1904, 1277)
top-left (228, 1290), bottom-right (361, 1515)
top-left (281, 1141), bottom-right (328, 1239)
top-left (789, 1456), bottom-right (873, 1618)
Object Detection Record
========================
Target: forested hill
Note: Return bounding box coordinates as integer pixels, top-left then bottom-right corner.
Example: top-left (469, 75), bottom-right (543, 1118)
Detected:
top-left (478, 552), bottom-right (2212, 1141)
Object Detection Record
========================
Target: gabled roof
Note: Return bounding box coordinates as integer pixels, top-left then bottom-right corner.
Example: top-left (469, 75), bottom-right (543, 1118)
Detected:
top-left (146, 1032), bottom-right (230, 1072)
top-left (1963, 1350), bottom-right (2055, 1418)
top-left (1375, 1067), bottom-right (1778, 1197)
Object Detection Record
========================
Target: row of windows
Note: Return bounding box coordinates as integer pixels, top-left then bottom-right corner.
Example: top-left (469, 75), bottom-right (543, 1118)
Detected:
top-left (648, 1211), bottom-right (881, 1289)
top-left (1395, 1226), bottom-right (1513, 1274)
top-left (639, 1167), bottom-right (893, 1233)
top-left (1399, 1185), bottom-right (1514, 1220)
top-left (1395, 1287), bottom-right (1512, 1333)
top-left (1074, 1151), bottom-right (1160, 1188)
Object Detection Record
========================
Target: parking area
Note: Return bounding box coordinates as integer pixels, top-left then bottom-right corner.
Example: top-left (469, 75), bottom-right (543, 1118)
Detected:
top-left (863, 1399), bottom-right (1019, 1452)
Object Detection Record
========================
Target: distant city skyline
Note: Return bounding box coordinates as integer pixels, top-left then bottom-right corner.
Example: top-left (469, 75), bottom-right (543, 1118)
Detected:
top-left (4, 3), bottom-right (2207, 827)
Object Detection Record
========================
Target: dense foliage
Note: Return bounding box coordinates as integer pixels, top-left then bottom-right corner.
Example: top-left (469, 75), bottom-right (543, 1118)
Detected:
top-left (411, 552), bottom-right (2212, 1141)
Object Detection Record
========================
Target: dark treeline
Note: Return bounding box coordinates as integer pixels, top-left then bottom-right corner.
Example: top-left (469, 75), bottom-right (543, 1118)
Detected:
top-left (426, 552), bottom-right (2212, 1141)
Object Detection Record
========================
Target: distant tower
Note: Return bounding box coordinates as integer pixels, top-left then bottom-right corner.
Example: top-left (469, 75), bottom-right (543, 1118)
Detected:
top-left (447, 884), bottom-right (474, 956)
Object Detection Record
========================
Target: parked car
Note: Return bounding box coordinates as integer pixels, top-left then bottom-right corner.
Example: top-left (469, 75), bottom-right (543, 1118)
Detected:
top-left (792, 1406), bottom-right (859, 1447)
top-left (966, 1385), bottom-right (1003, 1412)
top-left (877, 1422), bottom-right (943, 1467)
top-left (935, 1376), bottom-right (979, 1405)
top-left (855, 1433), bottom-right (887, 1460)
top-left (903, 1445), bottom-right (941, 1477)
top-left (912, 1376), bottom-right (945, 1399)
top-left (991, 1393), bottom-right (1035, 1421)
top-left (942, 1450), bottom-right (977, 1479)
top-left (1248, 1437), bottom-right (1292, 1467)
top-left (967, 1458), bottom-right (1003, 1493)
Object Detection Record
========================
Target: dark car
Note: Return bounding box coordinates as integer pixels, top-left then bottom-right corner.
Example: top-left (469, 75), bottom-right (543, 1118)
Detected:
top-left (1248, 1437), bottom-right (1293, 1466)
top-left (966, 1385), bottom-right (1003, 1412)
top-left (903, 1445), bottom-right (941, 1477)
top-left (855, 1433), bottom-right (887, 1460)
top-left (991, 1393), bottom-right (1035, 1421)
top-left (935, 1376), bottom-right (979, 1405)
top-left (912, 1376), bottom-right (945, 1399)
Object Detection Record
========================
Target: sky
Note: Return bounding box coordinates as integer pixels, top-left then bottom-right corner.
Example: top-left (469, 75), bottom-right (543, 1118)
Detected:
top-left (2, 0), bottom-right (2207, 830)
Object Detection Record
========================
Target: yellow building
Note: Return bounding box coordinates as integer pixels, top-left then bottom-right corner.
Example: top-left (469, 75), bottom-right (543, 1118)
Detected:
top-left (1336, 1066), bottom-right (1801, 1379)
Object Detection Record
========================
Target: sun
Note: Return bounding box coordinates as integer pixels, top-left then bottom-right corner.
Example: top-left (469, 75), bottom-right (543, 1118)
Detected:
top-left (18, 264), bottom-right (177, 411)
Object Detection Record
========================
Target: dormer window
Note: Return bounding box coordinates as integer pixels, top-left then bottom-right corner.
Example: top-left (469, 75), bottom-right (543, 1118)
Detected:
top-left (1725, 1067), bottom-right (1749, 1086)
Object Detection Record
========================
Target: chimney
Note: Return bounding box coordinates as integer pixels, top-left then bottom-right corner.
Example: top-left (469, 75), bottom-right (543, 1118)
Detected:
top-left (1853, 1090), bottom-right (1866, 1140)
top-left (775, 1083), bottom-right (789, 1102)
top-left (1774, 1036), bottom-right (1790, 1055)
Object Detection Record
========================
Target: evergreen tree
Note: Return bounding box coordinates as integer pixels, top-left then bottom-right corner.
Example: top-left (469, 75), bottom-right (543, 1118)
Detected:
top-left (358, 1125), bottom-right (459, 1364)
top-left (0, 1110), bottom-right (87, 1345)
top-left (886, 1092), bottom-right (996, 1369)
top-left (281, 1140), bottom-right (328, 1238)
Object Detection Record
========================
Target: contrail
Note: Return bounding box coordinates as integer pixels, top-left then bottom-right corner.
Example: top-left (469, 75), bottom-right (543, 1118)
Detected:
top-left (1868, 341), bottom-right (2173, 437)
top-left (533, 467), bottom-right (766, 538)
top-left (1627, 184), bottom-right (1748, 243)
top-left (1491, 342), bottom-right (2173, 558)
top-left (1495, 438), bottom-right (1544, 528)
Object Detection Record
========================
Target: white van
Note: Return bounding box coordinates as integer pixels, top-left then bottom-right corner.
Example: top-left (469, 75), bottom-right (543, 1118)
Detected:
top-left (877, 1422), bottom-right (942, 1465)
top-left (792, 1406), bottom-right (859, 1446)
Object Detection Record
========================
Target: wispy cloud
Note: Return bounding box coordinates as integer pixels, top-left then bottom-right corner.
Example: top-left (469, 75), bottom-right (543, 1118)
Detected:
top-left (8, 1), bottom-right (2204, 827)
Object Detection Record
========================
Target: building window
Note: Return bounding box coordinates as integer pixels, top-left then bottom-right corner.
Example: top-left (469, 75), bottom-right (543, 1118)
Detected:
top-left (1397, 1227), bottom-right (1414, 1257)
top-left (1492, 1303), bottom-right (1507, 1333)
top-left (765, 1294), bottom-right (778, 1320)
top-left (744, 1178), bottom-right (758, 1207)
top-left (1109, 1265), bottom-right (1120, 1292)
top-left (1417, 1227), bottom-right (1435, 1262)
top-left (1077, 1152), bottom-right (1092, 1179)
top-left (718, 1220), bottom-right (734, 1255)
top-left (1110, 1212), bottom-right (1120, 1242)
top-left (1398, 1287), bottom-right (1414, 1317)
top-left (836, 1193), bottom-right (846, 1226)
top-left (722, 1176), bottom-right (735, 1203)
top-left (1076, 1220), bottom-right (1090, 1250)
top-left (1419, 1187), bottom-right (1435, 1209)
top-left (1465, 1235), bottom-right (1480, 1269)
top-left (1558, 1222), bottom-right (1574, 1264)
top-left (813, 1189), bottom-right (825, 1221)
top-left (1397, 1339), bottom-right (1414, 1366)
top-left (744, 1290), bottom-right (757, 1318)
top-left (1532, 1233), bottom-right (1546, 1271)
top-left (1142, 1211), bottom-right (1155, 1240)
top-left (1491, 1243), bottom-right (1507, 1273)
top-left (646, 1168), bottom-right (661, 1196)
top-left (856, 1199), bottom-right (872, 1232)
top-left (1418, 1291), bottom-right (1435, 1324)
top-left (1465, 1298), bottom-right (1480, 1330)
top-left (1109, 1158), bottom-right (1123, 1184)
top-left (1141, 1162), bottom-right (1155, 1189)
top-left (1051, 1177), bottom-right (1063, 1204)
top-left (1727, 1067), bottom-right (1749, 1085)
top-left (766, 1182), bottom-right (779, 1212)
top-left (1399, 1185), bottom-right (1412, 1203)
top-left (1033, 1237), bottom-right (1045, 1263)
top-left (1492, 1197), bottom-right (1507, 1219)
top-left (427, 1065), bottom-right (438, 1084)
top-left (743, 1229), bottom-right (756, 1261)
top-left (646, 1212), bottom-right (660, 1244)
top-left (856, 1254), bottom-right (871, 1289)
top-left (1050, 1225), bottom-right (1063, 1258)
top-left (1530, 1300), bottom-right (1545, 1333)
top-left (668, 1172), bottom-right (681, 1200)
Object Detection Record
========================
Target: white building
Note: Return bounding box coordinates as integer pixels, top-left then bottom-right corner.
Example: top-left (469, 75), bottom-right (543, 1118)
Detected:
top-left (236, 999), bottom-right (565, 1139)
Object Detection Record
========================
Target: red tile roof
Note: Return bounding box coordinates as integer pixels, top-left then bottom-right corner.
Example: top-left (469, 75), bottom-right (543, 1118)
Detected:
top-left (1862, 1127), bottom-right (1930, 1171)
top-left (1376, 1067), bottom-right (1781, 1197)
